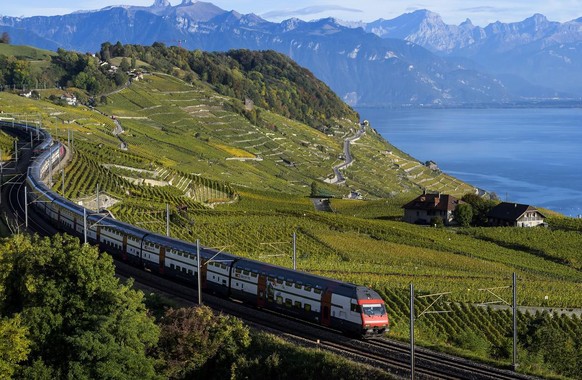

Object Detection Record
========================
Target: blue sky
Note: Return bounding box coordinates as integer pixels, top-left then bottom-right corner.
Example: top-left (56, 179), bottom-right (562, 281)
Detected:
top-left (2, 0), bottom-right (582, 26)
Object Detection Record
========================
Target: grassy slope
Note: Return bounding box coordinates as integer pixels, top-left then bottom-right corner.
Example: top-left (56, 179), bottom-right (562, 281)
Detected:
top-left (0, 44), bottom-right (55, 60)
top-left (0, 44), bottom-right (55, 78)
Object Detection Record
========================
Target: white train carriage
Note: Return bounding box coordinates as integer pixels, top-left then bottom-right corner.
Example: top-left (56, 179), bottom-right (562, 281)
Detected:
top-left (223, 258), bottom-right (388, 335)
top-left (23, 121), bottom-right (389, 337)
top-left (143, 233), bottom-right (240, 297)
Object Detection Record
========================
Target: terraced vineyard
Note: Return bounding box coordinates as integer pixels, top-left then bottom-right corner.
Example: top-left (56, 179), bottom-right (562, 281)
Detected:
top-left (98, 73), bottom-right (476, 198)
top-left (2, 69), bottom-right (581, 379)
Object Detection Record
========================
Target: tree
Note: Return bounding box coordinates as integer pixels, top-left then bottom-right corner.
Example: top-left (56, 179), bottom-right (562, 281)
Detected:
top-left (0, 32), bottom-right (9, 44)
top-left (461, 193), bottom-right (497, 226)
top-left (0, 234), bottom-right (160, 379)
top-left (430, 216), bottom-right (444, 228)
top-left (453, 203), bottom-right (473, 227)
top-left (157, 306), bottom-right (250, 379)
top-left (120, 57), bottom-right (130, 72)
top-left (310, 181), bottom-right (320, 197)
top-left (0, 315), bottom-right (30, 379)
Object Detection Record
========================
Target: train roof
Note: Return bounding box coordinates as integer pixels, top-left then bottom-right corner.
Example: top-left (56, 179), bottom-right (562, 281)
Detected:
top-left (144, 232), bottom-right (240, 262)
top-left (89, 213), bottom-right (149, 239)
top-left (233, 256), bottom-right (363, 298)
top-left (146, 233), bottom-right (381, 300)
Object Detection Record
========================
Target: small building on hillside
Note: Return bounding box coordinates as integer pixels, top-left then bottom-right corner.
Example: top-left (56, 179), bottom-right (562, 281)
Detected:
top-left (487, 202), bottom-right (546, 227)
top-left (60, 93), bottom-right (77, 106)
top-left (402, 192), bottom-right (463, 225)
top-left (425, 160), bottom-right (439, 171)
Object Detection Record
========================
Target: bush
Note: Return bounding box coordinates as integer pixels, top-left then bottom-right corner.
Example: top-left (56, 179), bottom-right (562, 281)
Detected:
top-left (430, 217), bottom-right (444, 228)
top-left (451, 330), bottom-right (491, 357)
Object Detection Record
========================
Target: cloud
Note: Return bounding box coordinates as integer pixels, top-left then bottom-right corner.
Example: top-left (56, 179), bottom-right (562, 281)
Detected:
top-left (460, 6), bottom-right (506, 13)
top-left (261, 5), bottom-right (363, 19)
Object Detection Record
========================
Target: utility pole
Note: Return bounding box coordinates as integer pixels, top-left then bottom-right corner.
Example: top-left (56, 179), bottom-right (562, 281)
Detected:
top-left (166, 203), bottom-right (170, 237)
top-left (513, 272), bottom-right (518, 371)
top-left (83, 208), bottom-right (87, 244)
top-left (292, 231), bottom-right (297, 270)
top-left (62, 169), bottom-right (65, 195)
top-left (24, 186), bottom-right (28, 229)
top-left (410, 286), bottom-right (451, 380)
top-left (0, 148), bottom-right (3, 206)
top-left (197, 239), bottom-right (202, 305)
top-left (410, 283), bottom-right (415, 380)
top-left (478, 276), bottom-right (517, 370)
top-left (96, 183), bottom-right (100, 211)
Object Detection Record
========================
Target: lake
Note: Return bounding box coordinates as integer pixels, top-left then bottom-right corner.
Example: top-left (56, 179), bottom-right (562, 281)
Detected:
top-left (356, 107), bottom-right (582, 217)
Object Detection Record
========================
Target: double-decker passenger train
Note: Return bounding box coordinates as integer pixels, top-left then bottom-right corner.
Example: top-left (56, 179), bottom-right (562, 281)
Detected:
top-left (14, 121), bottom-right (389, 337)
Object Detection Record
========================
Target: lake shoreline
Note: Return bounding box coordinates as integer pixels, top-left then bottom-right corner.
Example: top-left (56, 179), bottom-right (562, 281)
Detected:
top-left (356, 107), bottom-right (582, 217)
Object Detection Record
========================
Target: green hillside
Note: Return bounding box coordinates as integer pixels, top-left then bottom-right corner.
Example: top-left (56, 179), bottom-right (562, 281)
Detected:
top-left (0, 43), bottom-right (55, 60)
top-left (96, 72), bottom-right (473, 198)
top-left (1, 44), bottom-right (581, 379)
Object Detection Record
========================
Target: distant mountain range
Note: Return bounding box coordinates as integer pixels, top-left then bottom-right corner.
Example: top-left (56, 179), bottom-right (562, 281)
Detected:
top-left (2, 0), bottom-right (581, 106)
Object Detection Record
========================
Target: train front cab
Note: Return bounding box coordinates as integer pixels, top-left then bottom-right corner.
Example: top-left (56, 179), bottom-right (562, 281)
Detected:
top-left (359, 299), bottom-right (389, 337)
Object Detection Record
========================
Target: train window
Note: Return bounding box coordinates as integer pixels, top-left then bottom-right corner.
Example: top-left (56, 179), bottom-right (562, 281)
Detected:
top-left (276, 296), bottom-right (283, 305)
top-left (235, 269), bottom-right (241, 274)
top-left (276, 279), bottom-right (283, 284)
top-left (182, 267), bottom-right (187, 273)
top-left (285, 298), bottom-right (292, 307)
top-left (294, 301), bottom-right (301, 308)
top-left (251, 273), bottom-right (257, 278)
top-left (188, 269), bottom-right (193, 275)
top-left (350, 304), bottom-right (361, 313)
top-left (314, 288), bottom-right (322, 294)
top-left (304, 286), bottom-right (311, 292)
top-left (294, 284), bottom-right (302, 289)
top-left (243, 270), bottom-right (249, 276)
top-left (285, 281), bottom-right (292, 287)
top-left (362, 304), bottom-right (386, 316)
top-left (304, 304), bottom-right (311, 312)
top-left (221, 264), bottom-right (227, 270)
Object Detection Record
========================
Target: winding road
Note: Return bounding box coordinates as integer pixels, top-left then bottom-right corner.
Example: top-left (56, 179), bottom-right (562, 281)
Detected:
top-left (327, 123), bottom-right (365, 184)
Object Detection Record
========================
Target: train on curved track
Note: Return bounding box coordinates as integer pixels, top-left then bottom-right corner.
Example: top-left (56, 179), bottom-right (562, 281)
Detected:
top-left (8, 121), bottom-right (389, 337)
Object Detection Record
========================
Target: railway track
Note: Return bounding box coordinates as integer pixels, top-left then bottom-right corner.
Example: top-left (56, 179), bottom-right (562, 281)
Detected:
top-left (114, 256), bottom-right (540, 380)
top-left (1, 124), bottom-right (542, 380)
